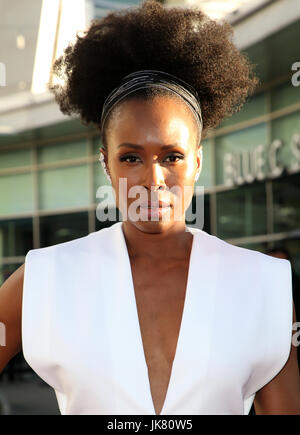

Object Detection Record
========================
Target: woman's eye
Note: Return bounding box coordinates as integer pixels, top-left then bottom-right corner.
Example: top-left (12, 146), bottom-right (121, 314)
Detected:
top-left (164, 154), bottom-right (184, 163)
top-left (119, 155), bottom-right (141, 163)
top-left (119, 153), bottom-right (184, 164)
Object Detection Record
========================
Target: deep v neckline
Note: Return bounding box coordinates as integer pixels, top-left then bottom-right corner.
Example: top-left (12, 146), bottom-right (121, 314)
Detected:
top-left (120, 223), bottom-right (197, 415)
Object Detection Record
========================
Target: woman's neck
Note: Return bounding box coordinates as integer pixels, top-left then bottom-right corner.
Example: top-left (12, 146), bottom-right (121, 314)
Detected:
top-left (121, 221), bottom-right (193, 260)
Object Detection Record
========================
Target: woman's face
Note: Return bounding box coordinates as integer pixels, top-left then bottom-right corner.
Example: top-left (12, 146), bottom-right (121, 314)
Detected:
top-left (100, 96), bottom-right (202, 233)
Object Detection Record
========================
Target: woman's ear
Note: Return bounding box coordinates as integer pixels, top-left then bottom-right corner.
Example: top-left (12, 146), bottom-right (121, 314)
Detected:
top-left (99, 148), bottom-right (111, 182)
top-left (194, 145), bottom-right (203, 182)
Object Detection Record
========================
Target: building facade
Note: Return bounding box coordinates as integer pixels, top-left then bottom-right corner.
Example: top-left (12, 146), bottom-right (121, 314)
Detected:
top-left (1, 0), bottom-right (300, 285)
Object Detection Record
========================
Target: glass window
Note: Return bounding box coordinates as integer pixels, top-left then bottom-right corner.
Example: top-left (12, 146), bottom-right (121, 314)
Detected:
top-left (93, 161), bottom-right (112, 205)
top-left (0, 130), bottom-right (35, 148)
top-left (39, 212), bottom-right (89, 248)
top-left (215, 123), bottom-right (269, 186)
top-left (0, 147), bottom-right (32, 170)
top-left (0, 172), bottom-right (34, 215)
top-left (271, 111), bottom-right (300, 173)
top-left (186, 193), bottom-right (210, 234)
top-left (271, 81), bottom-right (300, 112)
top-left (216, 181), bottom-right (267, 239)
top-left (38, 165), bottom-right (89, 210)
top-left (35, 119), bottom-right (88, 141)
top-left (272, 172), bottom-right (300, 233)
top-left (245, 19), bottom-right (300, 84)
top-left (37, 139), bottom-right (87, 164)
top-left (93, 136), bottom-right (103, 156)
top-left (195, 138), bottom-right (214, 189)
top-left (0, 218), bottom-right (33, 257)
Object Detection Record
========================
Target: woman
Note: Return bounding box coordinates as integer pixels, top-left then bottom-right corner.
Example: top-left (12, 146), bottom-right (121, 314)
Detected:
top-left (1, 0), bottom-right (300, 415)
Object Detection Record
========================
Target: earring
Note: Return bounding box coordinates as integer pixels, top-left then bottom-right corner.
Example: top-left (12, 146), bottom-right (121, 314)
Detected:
top-left (99, 151), bottom-right (112, 184)
top-left (194, 146), bottom-right (203, 182)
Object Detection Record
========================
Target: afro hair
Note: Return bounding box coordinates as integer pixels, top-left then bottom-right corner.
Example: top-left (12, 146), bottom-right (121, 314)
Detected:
top-left (48, 0), bottom-right (259, 148)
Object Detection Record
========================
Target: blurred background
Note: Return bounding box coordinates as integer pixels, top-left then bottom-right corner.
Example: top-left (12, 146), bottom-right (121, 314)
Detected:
top-left (0, 0), bottom-right (300, 415)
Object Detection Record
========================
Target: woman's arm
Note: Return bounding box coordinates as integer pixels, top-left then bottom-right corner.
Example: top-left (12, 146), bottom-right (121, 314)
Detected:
top-left (254, 304), bottom-right (300, 414)
top-left (0, 264), bottom-right (24, 374)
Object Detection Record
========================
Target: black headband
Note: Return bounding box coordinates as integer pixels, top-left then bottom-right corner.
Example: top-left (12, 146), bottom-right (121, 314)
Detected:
top-left (99, 69), bottom-right (203, 146)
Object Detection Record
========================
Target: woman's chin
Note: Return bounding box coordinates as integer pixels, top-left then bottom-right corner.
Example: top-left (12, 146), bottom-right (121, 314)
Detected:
top-left (128, 220), bottom-right (172, 234)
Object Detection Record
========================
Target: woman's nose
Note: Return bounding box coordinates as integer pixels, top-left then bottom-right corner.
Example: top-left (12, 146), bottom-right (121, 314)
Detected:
top-left (142, 160), bottom-right (167, 191)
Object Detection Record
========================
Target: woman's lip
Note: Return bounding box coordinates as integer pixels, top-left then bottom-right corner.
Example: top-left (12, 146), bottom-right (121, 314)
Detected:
top-left (140, 205), bottom-right (171, 208)
top-left (139, 205), bottom-right (171, 218)
top-left (140, 202), bottom-right (171, 208)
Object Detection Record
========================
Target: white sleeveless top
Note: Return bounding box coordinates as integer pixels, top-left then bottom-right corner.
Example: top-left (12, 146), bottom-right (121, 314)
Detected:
top-left (22, 221), bottom-right (293, 415)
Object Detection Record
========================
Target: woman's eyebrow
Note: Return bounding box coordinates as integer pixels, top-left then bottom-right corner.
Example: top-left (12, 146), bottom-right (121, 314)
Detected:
top-left (117, 143), bottom-right (179, 150)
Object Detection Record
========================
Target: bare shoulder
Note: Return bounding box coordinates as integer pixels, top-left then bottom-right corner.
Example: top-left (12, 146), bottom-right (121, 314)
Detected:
top-left (0, 263), bottom-right (25, 373)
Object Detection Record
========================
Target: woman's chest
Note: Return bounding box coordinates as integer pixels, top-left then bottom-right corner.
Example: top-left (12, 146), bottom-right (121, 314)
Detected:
top-left (129, 256), bottom-right (190, 361)
top-left (128, 256), bottom-right (191, 414)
